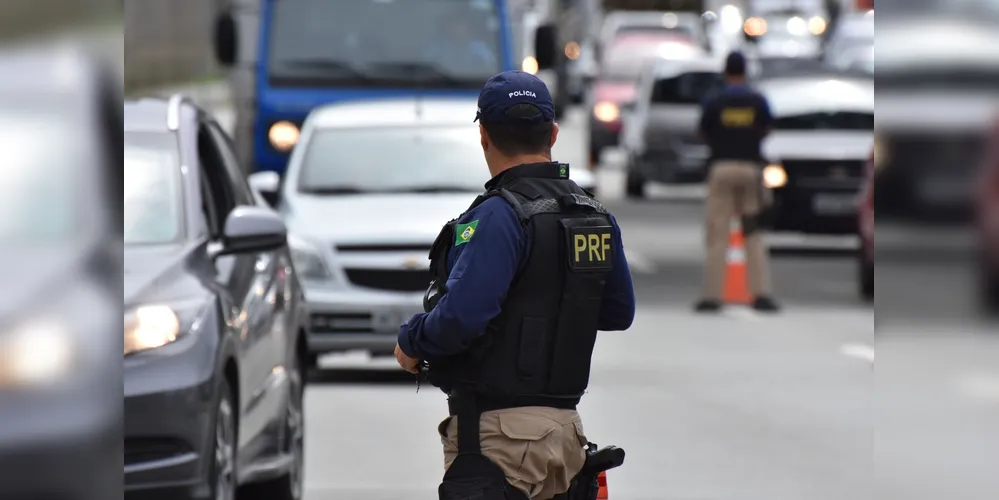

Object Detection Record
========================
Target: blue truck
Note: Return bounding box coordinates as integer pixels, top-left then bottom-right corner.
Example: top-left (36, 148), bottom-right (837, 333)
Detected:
top-left (213, 0), bottom-right (562, 176)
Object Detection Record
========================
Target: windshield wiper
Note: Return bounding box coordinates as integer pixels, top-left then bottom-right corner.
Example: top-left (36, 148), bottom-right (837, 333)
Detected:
top-left (280, 58), bottom-right (371, 81)
top-left (390, 185), bottom-right (482, 194)
top-left (363, 62), bottom-right (465, 85)
top-left (299, 186), bottom-right (367, 195)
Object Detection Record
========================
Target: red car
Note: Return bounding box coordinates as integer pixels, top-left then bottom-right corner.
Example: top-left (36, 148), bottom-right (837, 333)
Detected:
top-left (976, 116), bottom-right (999, 314)
top-left (857, 146), bottom-right (875, 301)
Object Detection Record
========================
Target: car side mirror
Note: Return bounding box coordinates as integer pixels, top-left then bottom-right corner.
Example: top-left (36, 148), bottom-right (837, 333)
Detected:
top-left (534, 24), bottom-right (558, 70)
top-left (217, 206), bottom-right (287, 256)
top-left (214, 11), bottom-right (238, 66)
top-left (248, 171), bottom-right (281, 207)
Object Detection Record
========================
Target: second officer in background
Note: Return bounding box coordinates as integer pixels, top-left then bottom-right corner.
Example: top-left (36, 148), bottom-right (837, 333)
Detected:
top-left (394, 71), bottom-right (636, 499)
top-left (695, 51), bottom-right (781, 313)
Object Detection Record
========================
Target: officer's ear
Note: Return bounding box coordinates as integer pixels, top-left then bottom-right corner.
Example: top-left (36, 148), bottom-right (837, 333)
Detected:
top-left (479, 124), bottom-right (490, 152)
top-left (549, 122), bottom-right (559, 149)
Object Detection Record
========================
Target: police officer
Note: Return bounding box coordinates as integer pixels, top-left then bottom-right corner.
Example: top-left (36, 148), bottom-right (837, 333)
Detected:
top-left (695, 52), bottom-right (780, 313)
top-left (393, 71), bottom-right (636, 500)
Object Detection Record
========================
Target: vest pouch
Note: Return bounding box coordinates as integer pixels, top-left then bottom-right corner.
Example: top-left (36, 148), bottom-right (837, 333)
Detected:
top-left (516, 317), bottom-right (549, 382)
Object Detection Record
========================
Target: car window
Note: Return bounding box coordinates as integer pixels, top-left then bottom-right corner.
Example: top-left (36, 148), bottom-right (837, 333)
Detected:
top-left (297, 126), bottom-right (488, 193)
top-left (773, 111), bottom-right (874, 130)
top-left (198, 122), bottom-right (237, 235)
top-left (207, 121), bottom-right (255, 206)
top-left (651, 72), bottom-right (724, 104)
top-left (123, 132), bottom-right (184, 244)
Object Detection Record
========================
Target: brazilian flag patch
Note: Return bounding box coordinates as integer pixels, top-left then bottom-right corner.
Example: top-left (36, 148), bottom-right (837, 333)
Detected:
top-left (455, 220), bottom-right (479, 246)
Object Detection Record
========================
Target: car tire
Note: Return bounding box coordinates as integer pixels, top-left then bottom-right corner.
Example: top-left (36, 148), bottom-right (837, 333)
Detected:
top-left (979, 259), bottom-right (999, 316)
top-left (626, 170), bottom-right (646, 199)
top-left (212, 379), bottom-right (238, 500)
top-left (240, 352), bottom-right (305, 500)
top-left (859, 248), bottom-right (873, 302)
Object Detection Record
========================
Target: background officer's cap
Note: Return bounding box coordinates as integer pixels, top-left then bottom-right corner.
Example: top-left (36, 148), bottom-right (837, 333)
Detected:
top-left (474, 71), bottom-right (555, 125)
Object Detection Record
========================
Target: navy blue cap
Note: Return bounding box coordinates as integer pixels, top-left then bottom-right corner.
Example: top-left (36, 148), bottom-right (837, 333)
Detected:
top-left (725, 51), bottom-right (747, 76)
top-left (474, 71), bottom-right (555, 125)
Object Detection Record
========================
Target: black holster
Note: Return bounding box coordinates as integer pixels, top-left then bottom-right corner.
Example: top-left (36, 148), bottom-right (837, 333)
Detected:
top-left (438, 390), bottom-right (529, 500)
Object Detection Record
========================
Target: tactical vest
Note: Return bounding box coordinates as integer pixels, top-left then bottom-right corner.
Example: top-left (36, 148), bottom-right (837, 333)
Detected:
top-left (424, 162), bottom-right (614, 412)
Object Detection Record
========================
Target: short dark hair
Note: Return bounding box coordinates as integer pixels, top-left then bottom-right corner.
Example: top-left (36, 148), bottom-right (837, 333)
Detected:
top-left (725, 51), bottom-right (747, 77)
top-left (480, 103), bottom-right (553, 156)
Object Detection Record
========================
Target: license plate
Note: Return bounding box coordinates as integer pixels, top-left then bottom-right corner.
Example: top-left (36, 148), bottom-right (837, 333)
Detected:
top-left (374, 309), bottom-right (423, 332)
top-left (812, 194), bottom-right (857, 214)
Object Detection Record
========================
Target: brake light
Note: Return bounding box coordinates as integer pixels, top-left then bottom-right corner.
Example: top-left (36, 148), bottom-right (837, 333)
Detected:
top-left (597, 471), bottom-right (608, 499)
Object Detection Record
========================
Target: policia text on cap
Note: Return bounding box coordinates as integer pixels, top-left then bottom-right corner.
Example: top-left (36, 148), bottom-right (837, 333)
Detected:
top-left (393, 71), bottom-right (637, 500)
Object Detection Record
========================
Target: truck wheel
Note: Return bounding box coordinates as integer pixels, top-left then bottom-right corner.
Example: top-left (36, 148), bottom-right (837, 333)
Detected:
top-left (626, 170), bottom-right (646, 199)
top-left (859, 249), bottom-right (873, 302)
top-left (980, 260), bottom-right (999, 316)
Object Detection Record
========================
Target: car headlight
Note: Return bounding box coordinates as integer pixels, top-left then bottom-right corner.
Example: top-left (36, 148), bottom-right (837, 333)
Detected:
top-left (873, 134), bottom-right (887, 173)
top-left (808, 16), bottom-right (826, 35)
top-left (124, 305), bottom-right (182, 356)
top-left (0, 319), bottom-right (74, 386)
top-left (763, 163), bottom-right (787, 188)
top-left (593, 101), bottom-right (620, 122)
top-left (269, 121), bottom-right (300, 152)
top-left (288, 235), bottom-right (332, 281)
top-left (744, 17), bottom-right (767, 36)
top-left (522, 56), bottom-right (539, 75)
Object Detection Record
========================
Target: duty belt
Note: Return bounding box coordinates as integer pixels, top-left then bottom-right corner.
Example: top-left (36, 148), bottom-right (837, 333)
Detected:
top-left (447, 392), bottom-right (580, 417)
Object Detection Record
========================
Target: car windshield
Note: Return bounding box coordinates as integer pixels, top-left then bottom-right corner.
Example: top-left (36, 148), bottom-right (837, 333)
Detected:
top-left (267, 0), bottom-right (503, 88)
top-left (602, 35), bottom-right (700, 81)
top-left (124, 132), bottom-right (185, 245)
top-left (297, 126), bottom-right (489, 193)
top-left (0, 110), bottom-right (80, 243)
top-left (773, 111), bottom-right (874, 130)
top-left (877, 0), bottom-right (999, 19)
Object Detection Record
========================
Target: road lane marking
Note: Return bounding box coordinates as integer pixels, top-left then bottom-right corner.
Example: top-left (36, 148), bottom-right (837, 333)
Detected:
top-left (839, 343), bottom-right (875, 363)
top-left (624, 249), bottom-right (657, 274)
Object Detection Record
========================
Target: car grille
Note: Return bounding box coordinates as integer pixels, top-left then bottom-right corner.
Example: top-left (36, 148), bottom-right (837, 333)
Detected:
top-left (884, 133), bottom-right (986, 174)
top-left (782, 159), bottom-right (866, 182)
top-left (124, 438), bottom-right (192, 467)
top-left (344, 268), bottom-right (431, 292)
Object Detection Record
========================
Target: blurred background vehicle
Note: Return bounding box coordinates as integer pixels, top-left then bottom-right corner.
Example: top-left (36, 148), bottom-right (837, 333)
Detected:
top-left (214, 0), bottom-right (522, 177)
top-left (749, 55), bottom-right (829, 78)
top-left (621, 55), bottom-right (724, 196)
top-left (588, 32), bottom-right (707, 167)
top-left (247, 98), bottom-right (595, 364)
top-left (875, 0), bottom-right (999, 225)
top-left (123, 95), bottom-right (307, 500)
top-left (0, 42), bottom-right (121, 500)
top-left (822, 8), bottom-right (873, 72)
top-left (758, 67), bottom-right (873, 234)
top-left (977, 115), bottom-right (999, 314)
top-left (857, 146), bottom-right (874, 301)
top-left (743, 0), bottom-right (829, 59)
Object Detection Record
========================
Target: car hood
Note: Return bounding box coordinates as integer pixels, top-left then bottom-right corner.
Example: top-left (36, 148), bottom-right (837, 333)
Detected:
top-left (0, 247), bottom-right (82, 319)
top-left (764, 131), bottom-right (874, 161)
top-left (284, 193), bottom-right (481, 244)
top-left (123, 243), bottom-right (211, 309)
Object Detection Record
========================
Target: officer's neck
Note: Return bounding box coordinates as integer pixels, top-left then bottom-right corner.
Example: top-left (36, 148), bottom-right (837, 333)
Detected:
top-left (488, 154), bottom-right (552, 178)
top-left (725, 76), bottom-right (748, 87)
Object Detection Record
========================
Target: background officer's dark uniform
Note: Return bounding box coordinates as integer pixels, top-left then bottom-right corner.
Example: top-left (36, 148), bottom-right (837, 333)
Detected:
top-left (697, 52), bottom-right (776, 310)
top-left (397, 71), bottom-right (636, 499)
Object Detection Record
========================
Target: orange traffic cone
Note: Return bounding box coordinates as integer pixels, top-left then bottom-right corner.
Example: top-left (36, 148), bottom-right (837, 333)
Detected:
top-left (597, 471), bottom-right (609, 499)
top-left (723, 218), bottom-right (751, 305)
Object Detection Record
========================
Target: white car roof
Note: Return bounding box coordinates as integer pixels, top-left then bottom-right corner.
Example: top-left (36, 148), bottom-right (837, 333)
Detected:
top-left (652, 54), bottom-right (723, 78)
top-left (757, 77), bottom-right (873, 116)
top-left (306, 98), bottom-right (477, 129)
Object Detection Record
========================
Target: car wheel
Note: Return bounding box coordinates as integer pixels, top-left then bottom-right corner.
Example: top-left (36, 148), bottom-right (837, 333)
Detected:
top-left (240, 353), bottom-right (305, 500)
top-left (213, 380), bottom-right (237, 500)
top-left (859, 248), bottom-right (873, 302)
top-left (626, 170), bottom-right (646, 199)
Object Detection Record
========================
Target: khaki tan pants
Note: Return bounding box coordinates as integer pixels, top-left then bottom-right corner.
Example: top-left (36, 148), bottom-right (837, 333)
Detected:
top-left (439, 407), bottom-right (587, 500)
top-left (703, 160), bottom-right (772, 300)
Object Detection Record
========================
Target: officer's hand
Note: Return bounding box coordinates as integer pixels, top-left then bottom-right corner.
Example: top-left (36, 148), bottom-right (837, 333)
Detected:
top-left (394, 343), bottom-right (420, 374)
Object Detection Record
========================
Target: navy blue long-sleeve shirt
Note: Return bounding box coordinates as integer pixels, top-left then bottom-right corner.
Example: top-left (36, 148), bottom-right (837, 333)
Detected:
top-left (397, 195), bottom-right (636, 361)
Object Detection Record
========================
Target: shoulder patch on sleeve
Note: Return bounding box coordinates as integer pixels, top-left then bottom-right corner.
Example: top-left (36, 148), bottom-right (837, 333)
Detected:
top-left (455, 220), bottom-right (479, 246)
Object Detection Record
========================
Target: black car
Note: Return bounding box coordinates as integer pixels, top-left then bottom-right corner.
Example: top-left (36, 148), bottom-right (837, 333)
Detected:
top-left (124, 95), bottom-right (307, 500)
top-left (0, 44), bottom-right (122, 500)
